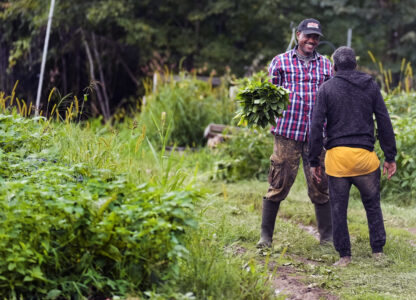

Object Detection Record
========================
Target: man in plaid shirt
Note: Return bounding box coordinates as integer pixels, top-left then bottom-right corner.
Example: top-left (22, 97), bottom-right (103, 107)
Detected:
top-left (257, 18), bottom-right (334, 248)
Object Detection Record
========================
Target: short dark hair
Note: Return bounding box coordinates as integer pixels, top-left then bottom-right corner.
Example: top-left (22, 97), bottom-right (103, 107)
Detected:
top-left (332, 46), bottom-right (357, 70)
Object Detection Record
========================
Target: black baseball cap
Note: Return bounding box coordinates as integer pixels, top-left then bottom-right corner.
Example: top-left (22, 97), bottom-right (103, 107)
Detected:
top-left (297, 18), bottom-right (323, 36)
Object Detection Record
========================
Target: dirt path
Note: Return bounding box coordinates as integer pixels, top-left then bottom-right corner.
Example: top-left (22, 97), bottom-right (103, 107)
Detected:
top-left (406, 228), bottom-right (416, 247)
top-left (271, 264), bottom-right (338, 300)
top-left (297, 223), bottom-right (320, 241)
top-left (253, 221), bottom-right (339, 299)
top-left (269, 224), bottom-right (416, 299)
top-left (229, 243), bottom-right (338, 299)
top-left (240, 216), bottom-right (416, 299)
top-left (407, 228), bottom-right (416, 235)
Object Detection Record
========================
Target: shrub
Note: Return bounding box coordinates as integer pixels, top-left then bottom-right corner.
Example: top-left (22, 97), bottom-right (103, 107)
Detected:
top-left (0, 114), bottom-right (49, 153)
top-left (140, 73), bottom-right (236, 147)
top-left (376, 92), bottom-right (416, 204)
top-left (212, 128), bottom-right (273, 182)
top-left (0, 113), bottom-right (202, 298)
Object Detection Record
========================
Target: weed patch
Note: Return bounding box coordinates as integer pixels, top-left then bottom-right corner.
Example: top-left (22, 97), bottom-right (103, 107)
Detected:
top-left (0, 113), bottom-right (202, 298)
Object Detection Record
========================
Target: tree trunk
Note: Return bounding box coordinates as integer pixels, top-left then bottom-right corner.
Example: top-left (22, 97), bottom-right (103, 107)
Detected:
top-left (118, 55), bottom-right (140, 87)
top-left (74, 47), bottom-right (79, 95)
top-left (91, 33), bottom-right (110, 118)
top-left (0, 42), bottom-right (5, 90)
top-left (0, 42), bottom-right (11, 92)
top-left (81, 29), bottom-right (109, 120)
top-left (59, 30), bottom-right (68, 95)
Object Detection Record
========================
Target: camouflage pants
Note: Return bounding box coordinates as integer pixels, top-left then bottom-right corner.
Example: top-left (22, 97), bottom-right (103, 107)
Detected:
top-left (265, 135), bottom-right (329, 204)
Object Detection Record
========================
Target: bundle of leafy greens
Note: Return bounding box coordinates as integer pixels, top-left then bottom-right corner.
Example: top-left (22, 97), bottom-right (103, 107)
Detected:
top-left (234, 71), bottom-right (289, 128)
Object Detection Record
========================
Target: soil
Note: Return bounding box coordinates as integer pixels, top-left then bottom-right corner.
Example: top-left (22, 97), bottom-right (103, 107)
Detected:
top-left (407, 227), bottom-right (416, 235)
top-left (271, 264), bottom-right (338, 300)
top-left (248, 222), bottom-right (416, 299)
top-left (264, 249), bottom-right (338, 300)
top-left (406, 228), bottom-right (416, 247)
top-left (270, 226), bottom-right (416, 299)
top-left (297, 223), bottom-right (320, 241)
top-left (254, 221), bottom-right (339, 300)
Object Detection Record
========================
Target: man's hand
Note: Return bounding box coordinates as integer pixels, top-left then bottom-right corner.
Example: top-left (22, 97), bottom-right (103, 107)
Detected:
top-left (310, 166), bottom-right (323, 184)
top-left (383, 161), bottom-right (397, 180)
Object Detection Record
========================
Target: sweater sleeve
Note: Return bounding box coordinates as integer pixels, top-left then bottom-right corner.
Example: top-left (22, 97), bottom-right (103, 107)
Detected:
top-left (372, 83), bottom-right (397, 162)
top-left (308, 85), bottom-right (327, 167)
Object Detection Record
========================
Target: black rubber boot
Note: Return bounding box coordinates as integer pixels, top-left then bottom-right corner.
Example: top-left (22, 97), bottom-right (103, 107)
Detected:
top-left (314, 201), bottom-right (333, 244)
top-left (257, 198), bottom-right (280, 248)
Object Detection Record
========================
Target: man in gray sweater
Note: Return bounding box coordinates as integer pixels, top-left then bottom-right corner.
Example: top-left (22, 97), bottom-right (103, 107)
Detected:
top-left (308, 46), bottom-right (397, 266)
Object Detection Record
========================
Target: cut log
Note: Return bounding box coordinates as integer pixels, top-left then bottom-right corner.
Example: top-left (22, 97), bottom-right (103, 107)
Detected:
top-left (204, 123), bottom-right (238, 148)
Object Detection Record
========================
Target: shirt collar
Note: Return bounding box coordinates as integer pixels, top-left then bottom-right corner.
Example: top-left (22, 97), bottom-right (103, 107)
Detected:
top-left (291, 46), bottom-right (320, 60)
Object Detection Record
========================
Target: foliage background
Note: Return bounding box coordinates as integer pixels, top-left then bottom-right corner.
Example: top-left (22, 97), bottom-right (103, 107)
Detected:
top-left (1, 1), bottom-right (416, 299)
top-left (2, 0), bottom-right (416, 116)
top-left (140, 73), bottom-right (235, 147)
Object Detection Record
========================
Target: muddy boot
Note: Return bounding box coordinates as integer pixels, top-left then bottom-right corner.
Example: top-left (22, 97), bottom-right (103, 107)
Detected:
top-left (257, 198), bottom-right (280, 248)
top-left (314, 201), bottom-right (333, 244)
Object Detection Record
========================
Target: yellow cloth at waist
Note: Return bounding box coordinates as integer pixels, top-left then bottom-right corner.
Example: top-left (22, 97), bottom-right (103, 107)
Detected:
top-left (325, 146), bottom-right (380, 177)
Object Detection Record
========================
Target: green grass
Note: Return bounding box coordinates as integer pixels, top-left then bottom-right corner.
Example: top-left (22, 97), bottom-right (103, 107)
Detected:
top-left (0, 114), bottom-right (208, 298)
top-left (188, 160), bottom-right (416, 299)
top-left (40, 118), bottom-right (416, 299)
top-left (2, 69), bottom-right (416, 298)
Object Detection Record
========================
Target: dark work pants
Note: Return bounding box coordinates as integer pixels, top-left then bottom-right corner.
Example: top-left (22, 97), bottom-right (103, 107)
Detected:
top-left (328, 168), bottom-right (385, 257)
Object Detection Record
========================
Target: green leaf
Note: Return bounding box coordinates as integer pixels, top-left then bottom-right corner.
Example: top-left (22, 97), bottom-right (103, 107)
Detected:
top-left (46, 289), bottom-right (62, 300)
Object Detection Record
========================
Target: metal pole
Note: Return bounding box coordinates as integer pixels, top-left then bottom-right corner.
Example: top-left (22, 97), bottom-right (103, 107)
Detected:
top-left (35, 0), bottom-right (56, 116)
top-left (347, 28), bottom-right (352, 48)
top-left (153, 72), bottom-right (158, 93)
top-left (287, 26), bottom-right (296, 52)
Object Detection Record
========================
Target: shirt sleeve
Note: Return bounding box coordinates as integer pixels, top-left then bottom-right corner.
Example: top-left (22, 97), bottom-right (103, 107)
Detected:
top-left (268, 56), bottom-right (282, 86)
top-left (308, 85), bottom-right (327, 167)
top-left (328, 61), bottom-right (334, 79)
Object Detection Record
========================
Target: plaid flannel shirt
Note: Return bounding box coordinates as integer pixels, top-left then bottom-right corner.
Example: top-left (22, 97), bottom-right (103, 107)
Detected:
top-left (268, 47), bottom-right (333, 141)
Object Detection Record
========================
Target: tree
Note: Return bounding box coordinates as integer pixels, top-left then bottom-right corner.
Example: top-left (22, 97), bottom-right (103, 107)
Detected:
top-left (1, 0), bottom-right (415, 119)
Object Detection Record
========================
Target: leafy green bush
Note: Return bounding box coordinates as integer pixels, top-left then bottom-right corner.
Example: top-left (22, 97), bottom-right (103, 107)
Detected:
top-left (212, 128), bottom-right (273, 182)
top-left (376, 92), bottom-right (416, 204)
top-left (140, 73), bottom-right (236, 147)
top-left (0, 113), bottom-right (202, 298)
top-left (0, 114), bottom-right (49, 153)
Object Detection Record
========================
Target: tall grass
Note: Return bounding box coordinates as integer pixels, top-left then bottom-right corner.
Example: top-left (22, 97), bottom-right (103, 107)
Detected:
top-left (0, 89), bottom-right (204, 298)
top-left (139, 72), bottom-right (236, 148)
top-left (1, 61), bottom-right (415, 298)
top-left (0, 82), bottom-right (86, 121)
top-left (367, 51), bottom-right (414, 94)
